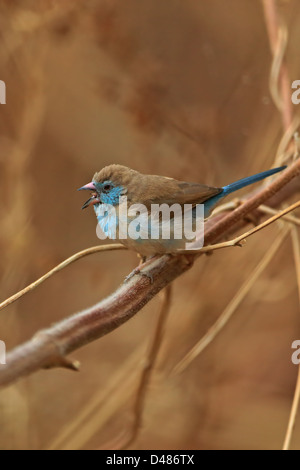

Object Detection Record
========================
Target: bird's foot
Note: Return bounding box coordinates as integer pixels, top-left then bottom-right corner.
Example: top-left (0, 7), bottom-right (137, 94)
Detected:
top-left (137, 254), bottom-right (147, 265)
top-left (180, 253), bottom-right (195, 266)
top-left (124, 255), bottom-right (158, 284)
top-left (124, 268), bottom-right (154, 284)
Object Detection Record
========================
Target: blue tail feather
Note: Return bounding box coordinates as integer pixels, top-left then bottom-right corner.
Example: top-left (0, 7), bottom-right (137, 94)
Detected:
top-left (222, 166), bottom-right (286, 196)
top-left (203, 166), bottom-right (286, 217)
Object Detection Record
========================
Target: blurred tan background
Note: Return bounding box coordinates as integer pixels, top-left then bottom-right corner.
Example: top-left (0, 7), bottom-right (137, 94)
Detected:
top-left (0, 0), bottom-right (300, 450)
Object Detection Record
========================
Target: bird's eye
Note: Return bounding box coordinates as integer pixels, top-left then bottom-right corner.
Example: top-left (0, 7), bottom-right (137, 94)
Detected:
top-left (103, 184), bottom-right (112, 192)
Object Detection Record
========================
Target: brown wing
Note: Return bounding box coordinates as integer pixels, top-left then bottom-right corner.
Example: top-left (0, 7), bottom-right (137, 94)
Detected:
top-left (124, 172), bottom-right (222, 210)
top-left (150, 181), bottom-right (222, 207)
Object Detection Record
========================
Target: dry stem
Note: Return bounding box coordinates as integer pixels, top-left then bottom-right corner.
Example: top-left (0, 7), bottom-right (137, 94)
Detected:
top-left (0, 244), bottom-right (126, 312)
top-left (282, 227), bottom-right (300, 450)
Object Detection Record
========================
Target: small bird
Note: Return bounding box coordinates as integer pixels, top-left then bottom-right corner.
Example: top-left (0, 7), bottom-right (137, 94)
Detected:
top-left (79, 164), bottom-right (286, 257)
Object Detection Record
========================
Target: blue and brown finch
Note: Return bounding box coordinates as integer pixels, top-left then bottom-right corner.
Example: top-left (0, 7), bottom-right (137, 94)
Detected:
top-left (79, 164), bottom-right (286, 257)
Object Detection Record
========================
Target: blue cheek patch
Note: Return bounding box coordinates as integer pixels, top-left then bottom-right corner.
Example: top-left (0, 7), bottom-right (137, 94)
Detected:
top-left (100, 185), bottom-right (124, 206)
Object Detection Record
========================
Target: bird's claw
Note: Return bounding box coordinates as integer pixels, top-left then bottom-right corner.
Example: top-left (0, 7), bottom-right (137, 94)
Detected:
top-left (124, 267), bottom-right (154, 284)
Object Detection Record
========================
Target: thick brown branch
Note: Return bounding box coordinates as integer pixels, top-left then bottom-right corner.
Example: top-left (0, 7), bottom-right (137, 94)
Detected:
top-left (0, 256), bottom-right (190, 387)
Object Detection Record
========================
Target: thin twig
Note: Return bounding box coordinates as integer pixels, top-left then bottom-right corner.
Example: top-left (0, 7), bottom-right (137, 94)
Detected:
top-left (263, 0), bottom-right (298, 170)
top-left (198, 200), bottom-right (300, 254)
top-left (275, 118), bottom-right (300, 166)
top-left (0, 244), bottom-right (126, 312)
top-left (173, 226), bottom-right (290, 375)
top-left (262, 0), bottom-right (293, 130)
top-left (259, 205), bottom-right (300, 226)
top-left (282, 227), bottom-right (300, 450)
top-left (209, 200), bottom-right (300, 227)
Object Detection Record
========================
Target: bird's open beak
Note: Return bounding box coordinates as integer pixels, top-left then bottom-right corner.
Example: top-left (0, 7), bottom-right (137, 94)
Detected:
top-left (78, 182), bottom-right (100, 210)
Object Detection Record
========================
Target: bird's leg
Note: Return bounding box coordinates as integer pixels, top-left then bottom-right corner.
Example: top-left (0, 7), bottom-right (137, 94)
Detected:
top-left (137, 254), bottom-right (147, 265)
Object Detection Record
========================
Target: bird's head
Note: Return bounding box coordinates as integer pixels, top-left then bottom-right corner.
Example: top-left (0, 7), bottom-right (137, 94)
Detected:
top-left (78, 164), bottom-right (140, 210)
